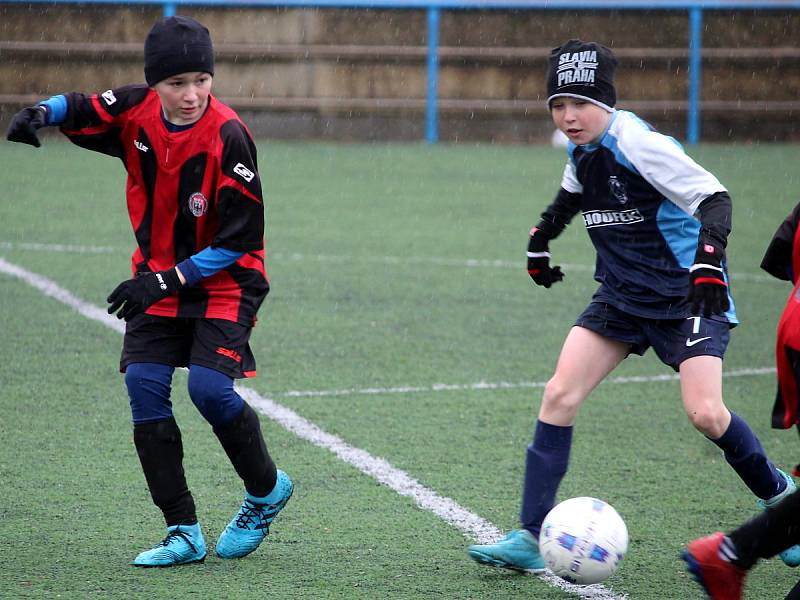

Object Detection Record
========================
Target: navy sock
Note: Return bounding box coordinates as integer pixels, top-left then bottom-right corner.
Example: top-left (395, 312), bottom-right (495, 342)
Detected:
top-left (710, 411), bottom-right (784, 500)
top-left (520, 420), bottom-right (573, 538)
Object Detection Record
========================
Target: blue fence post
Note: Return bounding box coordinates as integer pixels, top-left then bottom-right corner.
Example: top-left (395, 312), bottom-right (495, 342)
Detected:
top-left (687, 6), bottom-right (702, 144)
top-left (426, 6), bottom-right (440, 144)
top-left (163, 2), bottom-right (176, 16)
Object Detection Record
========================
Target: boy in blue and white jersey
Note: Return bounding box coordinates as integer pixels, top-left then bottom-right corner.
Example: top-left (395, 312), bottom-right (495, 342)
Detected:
top-left (468, 39), bottom-right (800, 573)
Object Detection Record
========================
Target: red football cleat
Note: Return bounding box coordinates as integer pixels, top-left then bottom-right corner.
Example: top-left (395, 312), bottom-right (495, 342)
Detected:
top-left (682, 532), bottom-right (746, 600)
top-left (791, 463), bottom-right (800, 479)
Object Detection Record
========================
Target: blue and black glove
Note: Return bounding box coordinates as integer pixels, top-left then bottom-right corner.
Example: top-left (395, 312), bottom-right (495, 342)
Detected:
top-left (527, 226), bottom-right (564, 288)
top-left (107, 269), bottom-right (182, 321)
top-left (687, 237), bottom-right (729, 317)
top-left (6, 106), bottom-right (47, 148)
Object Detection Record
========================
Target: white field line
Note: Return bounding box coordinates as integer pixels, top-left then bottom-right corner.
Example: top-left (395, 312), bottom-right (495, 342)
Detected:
top-left (274, 367), bottom-right (776, 399)
top-left (0, 240), bottom-right (780, 283)
top-left (0, 241), bottom-right (118, 254)
top-left (0, 256), bottom-right (629, 599)
top-left (0, 257), bottom-right (126, 334)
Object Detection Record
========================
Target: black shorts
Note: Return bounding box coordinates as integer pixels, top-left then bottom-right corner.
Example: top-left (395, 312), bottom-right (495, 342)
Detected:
top-left (575, 302), bottom-right (731, 371)
top-left (121, 315), bottom-right (257, 379)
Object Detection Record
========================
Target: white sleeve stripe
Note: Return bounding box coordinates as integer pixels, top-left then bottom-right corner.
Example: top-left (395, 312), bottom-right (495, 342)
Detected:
top-left (612, 112), bottom-right (725, 215)
top-left (527, 251), bottom-right (551, 258)
top-left (690, 263), bottom-right (724, 273)
top-left (560, 161), bottom-right (583, 194)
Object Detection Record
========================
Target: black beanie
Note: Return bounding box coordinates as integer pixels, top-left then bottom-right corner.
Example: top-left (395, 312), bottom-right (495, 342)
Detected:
top-left (144, 16), bottom-right (214, 86)
top-left (546, 39), bottom-right (617, 112)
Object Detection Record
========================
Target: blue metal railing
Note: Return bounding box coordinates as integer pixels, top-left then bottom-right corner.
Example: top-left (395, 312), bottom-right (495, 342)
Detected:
top-left (687, 7), bottom-right (704, 144)
top-left (5, 0), bottom-right (800, 143)
top-left (426, 7), bottom-right (440, 144)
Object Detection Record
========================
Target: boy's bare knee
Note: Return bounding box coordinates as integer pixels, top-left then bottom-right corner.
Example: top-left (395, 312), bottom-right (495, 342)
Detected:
top-left (686, 405), bottom-right (728, 438)
top-left (542, 377), bottom-right (583, 415)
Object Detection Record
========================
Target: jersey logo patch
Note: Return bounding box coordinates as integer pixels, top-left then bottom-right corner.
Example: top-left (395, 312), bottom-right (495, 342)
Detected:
top-left (608, 176), bottom-right (628, 205)
top-left (101, 89), bottom-right (117, 105)
top-left (233, 162), bottom-right (255, 183)
top-left (188, 192), bottom-right (208, 217)
top-left (583, 208), bottom-right (644, 229)
top-left (134, 140), bottom-right (149, 153)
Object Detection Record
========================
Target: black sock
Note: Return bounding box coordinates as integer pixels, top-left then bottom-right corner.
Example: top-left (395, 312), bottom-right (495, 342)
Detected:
top-left (213, 403), bottom-right (277, 497)
top-left (133, 417), bottom-right (197, 526)
top-left (729, 488), bottom-right (800, 568)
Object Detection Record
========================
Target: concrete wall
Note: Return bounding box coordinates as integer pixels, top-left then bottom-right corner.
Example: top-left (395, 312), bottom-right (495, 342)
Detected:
top-left (1, 4), bottom-right (798, 142)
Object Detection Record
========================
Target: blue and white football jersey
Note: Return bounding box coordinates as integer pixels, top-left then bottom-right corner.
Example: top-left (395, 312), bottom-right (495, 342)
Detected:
top-left (561, 110), bottom-right (737, 322)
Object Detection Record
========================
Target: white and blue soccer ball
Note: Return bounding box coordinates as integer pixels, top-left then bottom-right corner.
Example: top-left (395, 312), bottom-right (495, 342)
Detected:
top-left (539, 496), bottom-right (628, 585)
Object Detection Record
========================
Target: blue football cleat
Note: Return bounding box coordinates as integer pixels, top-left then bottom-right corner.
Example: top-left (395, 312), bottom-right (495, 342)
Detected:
top-left (467, 529), bottom-right (546, 573)
top-left (758, 469), bottom-right (800, 567)
top-left (216, 469), bottom-right (294, 559)
top-left (132, 523), bottom-right (207, 567)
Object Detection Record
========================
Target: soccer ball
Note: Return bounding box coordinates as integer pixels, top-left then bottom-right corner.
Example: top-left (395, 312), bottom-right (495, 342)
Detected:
top-left (539, 496), bottom-right (628, 585)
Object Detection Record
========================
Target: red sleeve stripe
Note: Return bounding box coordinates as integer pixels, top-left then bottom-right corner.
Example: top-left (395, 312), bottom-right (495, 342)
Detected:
top-left (91, 95), bottom-right (115, 123)
top-left (60, 124), bottom-right (111, 136)
top-left (238, 251), bottom-right (265, 271)
top-left (694, 277), bottom-right (727, 287)
top-left (218, 178), bottom-right (262, 204)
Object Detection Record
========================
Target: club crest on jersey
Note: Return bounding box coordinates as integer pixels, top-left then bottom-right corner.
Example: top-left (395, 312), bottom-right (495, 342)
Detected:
top-left (233, 162), bottom-right (255, 183)
top-left (608, 176), bottom-right (628, 205)
top-left (557, 50), bottom-right (598, 87)
top-left (188, 192), bottom-right (208, 217)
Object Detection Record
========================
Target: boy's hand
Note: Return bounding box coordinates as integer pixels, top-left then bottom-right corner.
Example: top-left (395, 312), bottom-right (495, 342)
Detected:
top-left (687, 240), bottom-right (729, 317)
top-left (6, 106), bottom-right (47, 147)
top-left (527, 226), bottom-right (564, 288)
top-left (107, 269), bottom-right (182, 321)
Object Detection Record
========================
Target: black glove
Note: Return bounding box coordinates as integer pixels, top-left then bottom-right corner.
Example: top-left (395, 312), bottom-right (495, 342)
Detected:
top-left (6, 106), bottom-right (47, 148)
top-left (527, 226), bottom-right (564, 288)
top-left (687, 239), bottom-right (729, 317)
top-left (107, 269), bottom-right (182, 321)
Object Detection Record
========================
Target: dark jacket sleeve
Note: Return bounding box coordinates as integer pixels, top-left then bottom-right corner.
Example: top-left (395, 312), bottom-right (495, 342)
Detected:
top-left (694, 191), bottom-right (732, 249)
top-left (761, 202), bottom-right (800, 282)
top-left (535, 188), bottom-right (583, 240)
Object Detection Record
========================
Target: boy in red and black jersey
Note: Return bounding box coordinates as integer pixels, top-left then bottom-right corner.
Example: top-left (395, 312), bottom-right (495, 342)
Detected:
top-left (6, 15), bottom-right (292, 567)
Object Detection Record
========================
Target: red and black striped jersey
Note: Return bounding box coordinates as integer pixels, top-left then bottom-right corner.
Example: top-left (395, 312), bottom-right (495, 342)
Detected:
top-left (59, 84), bottom-right (268, 326)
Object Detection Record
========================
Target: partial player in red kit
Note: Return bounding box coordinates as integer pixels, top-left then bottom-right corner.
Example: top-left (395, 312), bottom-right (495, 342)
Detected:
top-left (6, 15), bottom-right (292, 567)
top-left (681, 203), bottom-right (800, 600)
top-left (762, 201), bottom-right (800, 473)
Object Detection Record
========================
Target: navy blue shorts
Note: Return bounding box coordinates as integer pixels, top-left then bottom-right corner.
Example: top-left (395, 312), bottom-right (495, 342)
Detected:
top-left (121, 315), bottom-right (257, 378)
top-left (575, 302), bottom-right (731, 371)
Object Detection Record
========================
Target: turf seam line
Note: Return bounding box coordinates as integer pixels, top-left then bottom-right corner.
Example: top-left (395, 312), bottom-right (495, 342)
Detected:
top-left (0, 255), bottom-right (630, 600)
